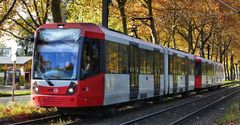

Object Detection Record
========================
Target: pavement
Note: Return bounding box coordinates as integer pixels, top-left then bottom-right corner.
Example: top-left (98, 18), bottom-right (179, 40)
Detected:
top-left (0, 86), bottom-right (31, 104)
top-left (0, 95), bottom-right (31, 104)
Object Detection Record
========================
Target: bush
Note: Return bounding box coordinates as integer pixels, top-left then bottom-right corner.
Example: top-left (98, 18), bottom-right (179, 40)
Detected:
top-left (19, 76), bottom-right (25, 86)
top-left (216, 102), bottom-right (240, 124)
top-left (0, 101), bottom-right (56, 123)
top-left (0, 77), bottom-right (4, 86)
top-left (0, 90), bottom-right (31, 97)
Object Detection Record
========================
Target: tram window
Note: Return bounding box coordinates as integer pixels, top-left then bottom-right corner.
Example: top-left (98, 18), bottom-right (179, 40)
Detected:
top-left (119, 44), bottom-right (128, 73)
top-left (139, 49), bottom-right (154, 74)
top-left (177, 56), bottom-right (182, 75)
top-left (211, 64), bottom-right (213, 76)
top-left (160, 53), bottom-right (164, 74)
top-left (206, 63), bottom-right (209, 76)
top-left (173, 55), bottom-right (178, 75)
top-left (146, 51), bottom-right (154, 74)
top-left (169, 55), bottom-right (173, 75)
top-left (180, 57), bottom-right (186, 75)
top-left (205, 63), bottom-right (208, 76)
top-left (107, 42), bottom-right (119, 73)
top-left (81, 38), bottom-right (100, 78)
top-left (154, 51), bottom-right (160, 74)
top-left (106, 41), bottom-right (128, 74)
top-left (195, 62), bottom-right (201, 75)
top-left (188, 60), bottom-right (195, 75)
top-left (208, 63), bottom-right (211, 76)
top-left (201, 63), bottom-right (206, 75)
top-left (140, 49), bottom-right (147, 74)
top-left (209, 64), bottom-right (211, 76)
top-left (211, 64), bottom-right (214, 76)
top-left (177, 57), bottom-right (182, 75)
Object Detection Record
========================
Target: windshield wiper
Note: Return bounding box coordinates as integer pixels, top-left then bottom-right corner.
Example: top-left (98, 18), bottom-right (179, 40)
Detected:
top-left (36, 66), bottom-right (54, 86)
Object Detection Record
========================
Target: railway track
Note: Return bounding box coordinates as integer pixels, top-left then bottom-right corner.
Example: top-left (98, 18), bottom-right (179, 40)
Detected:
top-left (9, 112), bottom-right (92, 125)
top-left (9, 82), bottom-right (239, 125)
top-left (10, 114), bottom-right (64, 125)
top-left (169, 88), bottom-right (240, 125)
top-left (120, 84), bottom-right (240, 125)
top-left (9, 113), bottom-right (90, 125)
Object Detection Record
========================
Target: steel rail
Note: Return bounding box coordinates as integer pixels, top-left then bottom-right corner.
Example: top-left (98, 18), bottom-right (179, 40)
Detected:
top-left (10, 114), bottom-right (63, 125)
top-left (120, 84), bottom-right (239, 125)
top-left (169, 89), bottom-right (240, 125)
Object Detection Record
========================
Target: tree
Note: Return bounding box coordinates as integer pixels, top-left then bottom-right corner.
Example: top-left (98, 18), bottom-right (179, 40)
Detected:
top-left (66, 0), bottom-right (102, 24)
top-left (0, 0), bottom-right (51, 56)
top-left (115, 0), bottom-right (128, 34)
top-left (141, 0), bottom-right (159, 44)
top-left (0, 0), bottom-right (17, 26)
top-left (51, 0), bottom-right (62, 22)
top-left (16, 36), bottom-right (33, 56)
top-left (0, 42), bottom-right (6, 48)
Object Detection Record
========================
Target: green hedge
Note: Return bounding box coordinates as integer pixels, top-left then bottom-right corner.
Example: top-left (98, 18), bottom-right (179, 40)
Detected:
top-left (0, 77), bottom-right (4, 86)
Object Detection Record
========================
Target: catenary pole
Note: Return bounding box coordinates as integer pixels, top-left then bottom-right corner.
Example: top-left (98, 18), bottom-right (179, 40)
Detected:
top-left (102, 0), bottom-right (109, 28)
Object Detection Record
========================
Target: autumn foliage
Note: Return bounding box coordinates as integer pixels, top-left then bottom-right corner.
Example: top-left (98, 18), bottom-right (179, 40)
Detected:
top-left (0, 0), bottom-right (239, 80)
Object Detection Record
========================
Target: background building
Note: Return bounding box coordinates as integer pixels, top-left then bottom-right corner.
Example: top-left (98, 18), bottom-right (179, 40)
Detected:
top-left (0, 56), bottom-right (32, 86)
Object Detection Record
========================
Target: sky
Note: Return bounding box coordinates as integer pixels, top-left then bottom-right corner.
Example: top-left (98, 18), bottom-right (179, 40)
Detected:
top-left (2, 36), bottom-right (18, 54)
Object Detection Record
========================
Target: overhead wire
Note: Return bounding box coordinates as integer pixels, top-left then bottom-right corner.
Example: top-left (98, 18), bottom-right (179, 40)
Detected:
top-left (109, 0), bottom-right (239, 20)
top-left (217, 0), bottom-right (240, 13)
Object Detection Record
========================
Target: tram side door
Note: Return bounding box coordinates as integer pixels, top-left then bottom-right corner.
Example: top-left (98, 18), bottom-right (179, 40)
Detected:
top-left (129, 44), bottom-right (139, 100)
top-left (185, 56), bottom-right (189, 91)
top-left (154, 50), bottom-right (160, 96)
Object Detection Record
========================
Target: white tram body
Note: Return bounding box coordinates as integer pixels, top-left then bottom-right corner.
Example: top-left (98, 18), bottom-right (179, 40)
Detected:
top-left (32, 23), bottom-right (225, 108)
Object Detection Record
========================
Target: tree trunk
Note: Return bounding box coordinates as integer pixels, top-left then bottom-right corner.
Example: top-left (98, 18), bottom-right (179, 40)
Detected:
top-left (215, 48), bottom-right (218, 62)
top-left (219, 46), bottom-right (222, 63)
top-left (226, 52), bottom-right (229, 80)
top-left (116, 0), bottom-right (127, 34)
top-left (24, 46), bottom-right (28, 56)
top-left (210, 34), bottom-right (215, 61)
top-left (146, 0), bottom-right (159, 44)
top-left (235, 64), bottom-right (238, 80)
top-left (200, 46), bottom-right (205, 58)
top-left (171, 0), bottom-right (177, 49)
top-left (207, 45), bottom-right (210, 60)
top-left (223, 52), bottom-right (227, 80)
top-left (188, 24), bottom-right (194, 54)
top-left (230, 54), bottom-right (234, 80)
top-left (51, 0), bottom-right (62, 22)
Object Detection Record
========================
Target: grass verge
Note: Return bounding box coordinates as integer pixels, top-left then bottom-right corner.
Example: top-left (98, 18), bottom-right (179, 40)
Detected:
top-left (0, 101), bottom-right (56, 124)
top-left (216, 102), bottom-right (240, 125)
top-left (0, 90), bottom-right (31, 97)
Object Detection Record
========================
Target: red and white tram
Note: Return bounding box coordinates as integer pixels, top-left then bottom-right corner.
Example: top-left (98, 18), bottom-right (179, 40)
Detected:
top-left (31, 23), bottom-right (225, 108)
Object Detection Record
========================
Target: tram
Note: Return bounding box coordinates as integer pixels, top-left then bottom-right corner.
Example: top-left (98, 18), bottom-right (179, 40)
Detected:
top-left (31, 23), bottom-right (225, 108)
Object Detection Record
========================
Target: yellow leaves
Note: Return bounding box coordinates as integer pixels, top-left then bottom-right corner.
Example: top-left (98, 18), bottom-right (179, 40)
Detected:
top-left (0, 64), bottom-right (9, 71)
top-left (0, 101), bottom-right (56, 121)
top-left (23, 60), bottom-right (32, 71)
top-left (66, 0), bottom-right (102, 24)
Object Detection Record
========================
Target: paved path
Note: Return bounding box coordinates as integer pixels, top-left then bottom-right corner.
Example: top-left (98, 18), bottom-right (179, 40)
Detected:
top-left (0, 95), bottom-right (31, 104)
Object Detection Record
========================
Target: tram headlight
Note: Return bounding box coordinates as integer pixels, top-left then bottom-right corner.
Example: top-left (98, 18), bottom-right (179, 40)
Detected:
top-left (34, 87), bottom-right (39, 93)
top-left (66, 82), bottom-right (77, 95)
top-left (68, 88), bottom-right (74, 93)
top-left (33, 82), bottom-right (39, 94)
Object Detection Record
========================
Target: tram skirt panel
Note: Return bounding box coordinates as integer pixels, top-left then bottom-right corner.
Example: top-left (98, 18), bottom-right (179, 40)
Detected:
top-left (139, 75), bottom-right (154, 99)
top-left (168, 75), bottom-right (173, 94)
top-left (160, 75), bottom-right (165, 95)
top-left (188, 75), bottom-right (195, 91)
top-left (104, 74), bottom-right (130, 105)
top-left (202, 75), bottom-right (207, 88)
top-left (177, 75), bottom-right (185, 92)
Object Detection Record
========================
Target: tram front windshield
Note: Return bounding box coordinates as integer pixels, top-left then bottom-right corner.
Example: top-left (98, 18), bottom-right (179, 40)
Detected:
top-left (33, 29), bottom-right (81, 80)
